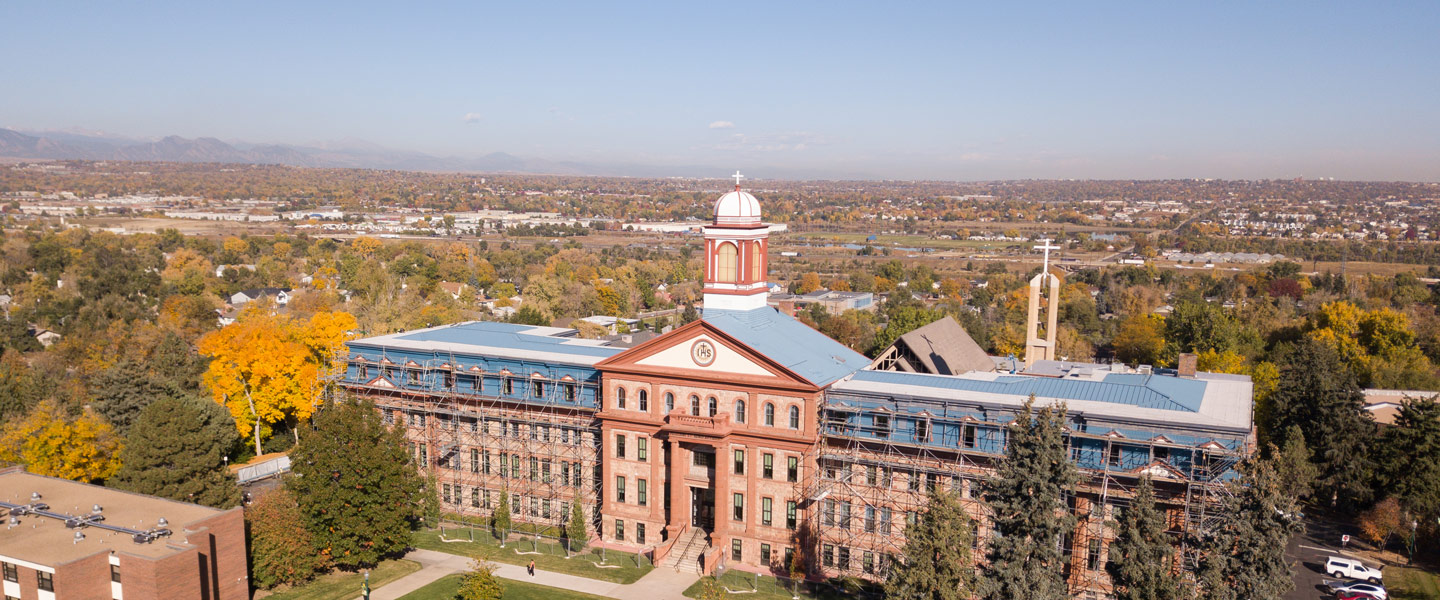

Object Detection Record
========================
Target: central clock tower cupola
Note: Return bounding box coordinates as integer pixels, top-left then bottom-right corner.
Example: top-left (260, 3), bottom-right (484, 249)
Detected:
top-left (702, 171), bottom-right (770, 312)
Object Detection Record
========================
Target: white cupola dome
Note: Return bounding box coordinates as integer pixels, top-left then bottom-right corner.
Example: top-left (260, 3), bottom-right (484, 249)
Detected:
top-left (713, 190), bottom-right (762, 226)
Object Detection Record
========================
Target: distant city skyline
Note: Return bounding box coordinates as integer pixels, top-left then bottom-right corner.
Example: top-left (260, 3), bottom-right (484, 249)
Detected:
top-left (3, 1), bottom-right (1438, 181)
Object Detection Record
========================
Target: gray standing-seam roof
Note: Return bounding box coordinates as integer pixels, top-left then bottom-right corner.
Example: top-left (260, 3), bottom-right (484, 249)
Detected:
top-left (349, 321), bottom-right (623, 365)
top-left (703, 307), bottom-right (871, 387)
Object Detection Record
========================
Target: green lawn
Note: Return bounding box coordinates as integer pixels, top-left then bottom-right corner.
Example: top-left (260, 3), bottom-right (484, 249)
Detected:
top-left (1389, 567), bottom-right (1440, 600)
top-left (399, 573), bottom-right (610, 600)
top-left (412, 528), bottom-right (652, 584)
top-left (260, 559), bottom-right (420, 600)
top-left (682, 570), bottom-right (877, 600)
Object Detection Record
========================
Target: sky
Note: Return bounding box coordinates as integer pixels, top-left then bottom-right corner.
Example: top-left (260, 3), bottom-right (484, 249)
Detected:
top-left (3, 1), bottom-right (1438, 181)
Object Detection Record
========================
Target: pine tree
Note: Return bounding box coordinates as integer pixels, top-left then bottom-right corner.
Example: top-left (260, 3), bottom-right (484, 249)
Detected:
top-left (110, 395), bottom-right (241, 508)
top-left (1196, 456), bottom-right (1303, 600)
top-left (246, 488), bottom-right (328, 589)
top-left (978, 396), bottom-right (1078, 600)
top-left (287, 396), bottom-right (423, 569)
top-left (422, 470), bottom-right (441, 527)
top-left (1269, 339), bottom-right (1375, 508)
top-left (1270, 425), bottom-right (1319, 502)
top-left (456, 561), bottom-right (504, 600)
top-left (884, 486), bottom-right (974, 600)
top-left (1380, 395), bottom-right (1440, 521)
top-left (1106, 476), bottom-right (1181, 600)
top-left (565, 500), bottom-right (588, 553)
top-left (493, 489), bottom-right (512, 543)
top-left (89, 360), bottom-right (188, 435)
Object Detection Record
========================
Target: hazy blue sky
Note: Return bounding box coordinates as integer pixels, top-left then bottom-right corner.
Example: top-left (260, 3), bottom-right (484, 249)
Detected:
top-left (4, 1), bottom-right (1438, 181)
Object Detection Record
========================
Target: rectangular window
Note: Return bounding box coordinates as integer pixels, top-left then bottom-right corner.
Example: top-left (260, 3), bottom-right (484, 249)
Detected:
top-left (840, 501), bottom-right (852, 530)
top-left (787, 456), bottom-right (799, 482)
top-left (564, 383), bottom-right (577, 402)
top-left (442, 484), bottom-right (452, 504)
top-left (865, 505), bottom-right (876, 533)
top-left (762, 497), bottom-right (773, 526)
top-left (963, 424), bottom-right (977, 448)
top-left (786, 500), bottom-right (797, 530)
top-left (916, 419), bottom-right (930, 442)
top-left (37, 571), bottom-right (53, 592)
top-left (761, 543), bottom-right (772, 566)
top-left (616, 476), bottom-right (627, 503)
top-left (511, 454), bottom-right (520, 479)
top-left (502, 377), bottom-right (514, 395)
top-left (615, 519), bottom-right (625, 542)
top-left (823, 499), bottom-right (835, 527)
top-left (1154, 445), bottom-right (1169, 462)
top-left (111, 563), bottom-right (121, 583)
top-left (733, 493), bottom-right (744, 521)
top-left (382, 408), bottom-right (393, 425)
top-left (866, 465), bottom-right (877, 486)
top-left (762, 453), bottom-right (774, 478)
top-left (616, 434), bottom-right (626, 459)
top-left (734, 449), bottom-right (745, 474)
top-left (407, 369), bottom-right (422, 385)
top-left (784, 548), bottom-right (795, 571)
top-left (1107, 444), bottom-right (1122, 467)
top-left (822, 544), bottom-right (835, 568)
top-left (473, 375), bottom-right (483, 392)
top-left (1088, 538), bottom-right (1103, 570)
top-left (637, 523), bottom-right (646, 545)
top-left (471, 488), bottom-right (480, 508)
top-left (881, 507), bottom-right (892, 535)
top-left (838, 546), bottom-right (850, 571)
top-left (927, 473), bottom-right (939, 491)
top-left (499, 453), bottom-right (508, 478)
top-left (542, 459), bottom-right (552, 483)
top-left (732, 539), bottom-right (743, 561)
top-left (874, 414), bottom-right (890, 438)
top-left (638, 437), bottom-right (648, 462)
top-left (444, 371), bottom-right (455, 389)
top-left (863, 551), bottom-right (875, 574)
top-left (470, 449), bottom-right (480, 473)
top-left (638, 479), bottom-right (648, 506)
top-left (1, 562), bottom-right (14, 582)
top-left (483, 451), bottom-right (492, 475)
top-left (909, 470), bottom-right (921, 491)
top-left (419, 445), bottom-right (428, 466)
top-left (359, 364), bottom-right (370, 380)
top-left (532, 380), bottom-right (545, 399)
top-left (530, 457), bottom-right (539, 481)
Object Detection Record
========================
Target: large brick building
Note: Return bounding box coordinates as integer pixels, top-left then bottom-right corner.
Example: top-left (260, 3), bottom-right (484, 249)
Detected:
top-left (0, 467), bottom-right (247, 600)
top-left (339, 178), bottom-right (1253, 597)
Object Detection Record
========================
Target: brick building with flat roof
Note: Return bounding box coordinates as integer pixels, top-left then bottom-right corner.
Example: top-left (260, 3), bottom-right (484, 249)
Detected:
top-left (0, 467), bottom-right (247, 600)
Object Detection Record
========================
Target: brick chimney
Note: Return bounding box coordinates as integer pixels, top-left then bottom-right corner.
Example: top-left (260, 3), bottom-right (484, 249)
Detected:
top-left (1177, 353), bottom-right (1198, 378)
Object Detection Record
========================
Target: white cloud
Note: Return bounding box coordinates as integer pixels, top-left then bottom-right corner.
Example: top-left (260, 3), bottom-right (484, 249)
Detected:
top-left (713, 131), bottom-right (828, 152)
top-left (708, 120), bottom-right (736, 129)
top-left (462, 112), bottom-right (483, 124)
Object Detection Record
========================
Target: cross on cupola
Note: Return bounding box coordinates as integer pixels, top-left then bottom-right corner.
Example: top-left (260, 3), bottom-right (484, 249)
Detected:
top-left (702, 171), bottom-right (769, 311)
top-left (1034, 237), bottom-right (1060, 276)
top-left (732, 170), bottom-right (744, 191)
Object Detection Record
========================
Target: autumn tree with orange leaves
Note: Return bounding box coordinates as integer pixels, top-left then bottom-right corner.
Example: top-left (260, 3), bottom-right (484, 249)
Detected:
top-left (198, 306), bottom-right (357, 455)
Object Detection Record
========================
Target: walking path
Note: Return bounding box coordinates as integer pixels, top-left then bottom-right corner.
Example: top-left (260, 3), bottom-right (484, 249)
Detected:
top-left (361, 548), bottom-right (699, 600)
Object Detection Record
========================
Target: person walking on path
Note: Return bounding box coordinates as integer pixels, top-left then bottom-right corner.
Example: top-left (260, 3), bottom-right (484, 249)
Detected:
top-left (528, 560), bottom-right (535, 577)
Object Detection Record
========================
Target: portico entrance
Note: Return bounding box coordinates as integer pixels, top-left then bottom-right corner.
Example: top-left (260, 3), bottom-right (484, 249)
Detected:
top-left (689, 487), bottom-right (715, 530)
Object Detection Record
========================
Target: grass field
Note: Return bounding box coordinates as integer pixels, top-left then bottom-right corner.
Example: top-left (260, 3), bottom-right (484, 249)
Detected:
top-left (398, 573), bottom-right (610, 600)
top-left (1389, 567), bottom-right (1440, 600)
top-left (682, 570), bottom-right (879, 600)
top-left (259, 559), bottom-right (420, 600)
top-left (412, 528), bottom-right (652, 584)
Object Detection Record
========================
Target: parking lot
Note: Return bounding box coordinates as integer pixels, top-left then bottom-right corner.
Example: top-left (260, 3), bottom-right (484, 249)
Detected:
top-left (1287, 513), bottom-right (1380, 600)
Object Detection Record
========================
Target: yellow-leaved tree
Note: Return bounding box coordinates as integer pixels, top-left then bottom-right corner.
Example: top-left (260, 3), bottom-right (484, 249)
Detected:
top-left (0, 400), bottom-right (123, 482)
top-left (198, 306), bottom-right (358, 455)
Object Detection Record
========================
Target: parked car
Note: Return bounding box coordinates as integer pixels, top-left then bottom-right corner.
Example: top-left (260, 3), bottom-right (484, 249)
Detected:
top-left (1326, 556), bottom-right (1384, 583)
top-left (1336, 591), bottom-right (1382, 600)
top-left (1329, 581), bottom-right (1388, 600)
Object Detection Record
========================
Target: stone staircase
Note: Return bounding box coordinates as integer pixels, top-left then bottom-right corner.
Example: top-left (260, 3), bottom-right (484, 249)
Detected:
top-left (659, 528), bottom-right (709, 574)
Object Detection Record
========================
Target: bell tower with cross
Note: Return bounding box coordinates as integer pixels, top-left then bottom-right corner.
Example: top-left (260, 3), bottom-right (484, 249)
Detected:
top-left (702, 171), bottom-right (771, 311)
top-left (1025, 238), bottom-right (1062, 366)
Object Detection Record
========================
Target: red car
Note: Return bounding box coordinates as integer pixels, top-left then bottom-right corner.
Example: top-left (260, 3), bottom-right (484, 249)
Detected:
top-left (1337, 591), bottom-right (1382, 600)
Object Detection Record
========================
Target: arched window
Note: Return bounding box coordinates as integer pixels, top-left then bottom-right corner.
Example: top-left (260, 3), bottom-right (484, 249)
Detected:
top-left (708, 396), bottom-right (718, 417)
top-left (716, 242), bottom-right (738, 282)
top-left (764, 403), bottom-right (775, 426)
top-left (691, 395), bottom-right (701, 416)
top-left (789, 406), bottom-right (801, 429)
top-left (665, 392), bottom-right (675, 414)
top-left (751, 241), bottom-right (763, 281)
top-left (616, 387), bottom-right (627, 410)
top-left (735, 399), bottom-right (747, 424)
top-left (638, 389), bottom-right (649, 412)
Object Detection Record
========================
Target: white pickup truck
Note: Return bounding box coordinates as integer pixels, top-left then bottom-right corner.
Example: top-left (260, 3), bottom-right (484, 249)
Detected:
top-left (1326, 556), bottom-right (1384, 583)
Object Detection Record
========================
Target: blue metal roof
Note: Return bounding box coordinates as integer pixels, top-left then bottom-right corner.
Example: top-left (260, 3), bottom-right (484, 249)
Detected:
top-left (379, 321), bottom-right (623, 359)
top-left (703, 308), bottom-right (871, 387)
top-left (848, 369), bottom-right (1208, 413)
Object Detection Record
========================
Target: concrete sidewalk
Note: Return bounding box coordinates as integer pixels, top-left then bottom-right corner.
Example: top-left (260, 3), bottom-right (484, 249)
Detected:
top-left (360, 548), bottom-right (698, 600)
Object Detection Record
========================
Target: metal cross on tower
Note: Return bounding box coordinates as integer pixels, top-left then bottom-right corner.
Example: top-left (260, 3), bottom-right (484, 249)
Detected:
top-left (1034, 237), bottom-right (1060, 275)
top-left (732, 170), bottom-right (744, 190)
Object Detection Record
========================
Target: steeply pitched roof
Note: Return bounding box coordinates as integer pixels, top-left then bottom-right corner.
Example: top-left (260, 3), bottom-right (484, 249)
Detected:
top-left (880, 316), bottom-right (995, 375)
top-left (702, 307), bottom-right (870, 387)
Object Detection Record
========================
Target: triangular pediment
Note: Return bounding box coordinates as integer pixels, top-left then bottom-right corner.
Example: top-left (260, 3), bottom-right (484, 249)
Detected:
top-left (366, 376), bottom-right (397, 389)
top-left (597, 319), bottom-right (814, 388)
top-left (1132, 460), bottom-right (1186, 480)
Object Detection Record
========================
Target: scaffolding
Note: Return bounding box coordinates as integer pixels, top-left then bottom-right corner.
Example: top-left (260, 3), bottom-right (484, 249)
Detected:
top-left (802, 392), bottom-right (1247, 599)
top-left (341, 349), bottom-right (606, 540)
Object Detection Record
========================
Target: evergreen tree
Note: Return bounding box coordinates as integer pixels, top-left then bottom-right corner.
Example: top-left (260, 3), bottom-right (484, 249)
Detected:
top-left (680, 303), bottom-right (700, 325)
top-left (565, 500), bottom-right (588, 552)
top-left (1380, 395), bottom-right (1440, 521)
top-left (1269, 339), bottom-right (1375, 508)
top-left (492, 489), bottom-right (512, 543)
top-left (287, 396), bottom-right (423, 569)
top-left (1270, 425), bottom-right (1319, 502)
top-left (884, 486), bottom-right (974, 600)
top-left (422, 470), bottom-right (441, 527)
top-left (1197, 456), bottom-right (1303, 600)
top-left (89, 360), bottom-right (188, 435)
top-left (246, 488), bottom-right (328, 589)
top-left (978, 396), bottom-right (1078, 600)
top-left (110, 395), bottom-right (241, 508)
top-left (1106, 476), bottom-right (1181, 600)
top-left (456, 561), bottom-right (504, 600)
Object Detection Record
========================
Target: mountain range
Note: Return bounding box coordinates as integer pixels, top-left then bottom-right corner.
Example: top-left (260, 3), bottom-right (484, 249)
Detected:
top-left (0, 128), bottom-right (646, 176)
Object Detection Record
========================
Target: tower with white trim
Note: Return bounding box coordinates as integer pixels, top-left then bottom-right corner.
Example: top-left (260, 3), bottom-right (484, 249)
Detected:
top-left (701, 171), bottom-right (770, 311)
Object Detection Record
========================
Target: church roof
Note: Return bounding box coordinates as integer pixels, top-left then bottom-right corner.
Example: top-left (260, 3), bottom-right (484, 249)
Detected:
top-left (877, 316), bottom-right (995, 375)
top-left (702, 307), bottom-right (870, 387)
